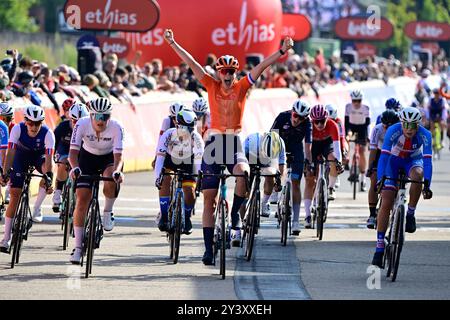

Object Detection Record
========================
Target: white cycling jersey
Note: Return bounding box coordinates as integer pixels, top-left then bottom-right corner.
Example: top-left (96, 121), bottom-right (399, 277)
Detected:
top-left (159, 116), bottom-right (173, 135)
top-left (155, 128), bottom-right (204, 181)
top-left (70, 117), bottom-right (124, 155)
top-left (369, 123), bottom-right (386, 151)
top-left (345, 103), bottom-right (370, 125)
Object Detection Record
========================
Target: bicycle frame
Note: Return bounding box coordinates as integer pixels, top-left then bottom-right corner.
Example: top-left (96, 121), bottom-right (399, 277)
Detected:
top-left (278, 156), bottom-right (293, 246)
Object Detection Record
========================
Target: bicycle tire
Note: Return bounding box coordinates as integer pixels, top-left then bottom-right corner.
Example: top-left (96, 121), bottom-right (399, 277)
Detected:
top-left (352, 160), bottom-right (357, 200)
top-left (172, 193), bottom-right (182, 264)
top-left (391, 205), bottom-right (405, 282)
top-left (85, 199), bottom-right (97, 278)
top-left (11, 194), bottom-right (28, 268)
top-left (317, 179), bottom-right (325, 241)
top-left (246, 189), bottom-right (259, 261)
top-left (62, 182), bottom-right (71, 250)
top-left (220, 201), bottom-right (227, 279)
top-left (282, 183), bottom-right (291, 247)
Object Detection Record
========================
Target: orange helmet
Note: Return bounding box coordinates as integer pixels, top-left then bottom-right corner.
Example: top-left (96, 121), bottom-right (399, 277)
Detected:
top-left (62, 98), bottom-right (75, 112)
top-left (215, 55), bottom-right (239, 70)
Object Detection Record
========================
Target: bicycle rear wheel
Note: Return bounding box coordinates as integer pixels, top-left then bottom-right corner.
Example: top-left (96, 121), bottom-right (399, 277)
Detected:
top-left (391, 205), bottom-right (405, 282)
top-left (220, 201), bottom-right (227, 279)
top-left (172, 193), bottom-right (182, 264)
top-left (245, 190), bottom-right (259, 261)
top-left (317, 179), bottom-right (325, 240)
top-left (85, 199), bottom-right (98, 278)
top-left (11, 194), bottom-right (28, 268)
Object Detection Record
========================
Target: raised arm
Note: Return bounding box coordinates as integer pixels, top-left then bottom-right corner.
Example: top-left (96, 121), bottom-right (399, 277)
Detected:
top-left (250, 37), bottom-right (293, 82)
top-left (164, 29), bottom-right (207, 82)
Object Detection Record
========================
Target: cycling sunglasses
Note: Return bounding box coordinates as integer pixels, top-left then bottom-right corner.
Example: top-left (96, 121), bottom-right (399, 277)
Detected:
top-left (313, 119), bottom-right (326, 125)
top-left (352, 100), bottom-right (362, 103)
top-left (402, 121), bottom-right (418, 130)
top-left (292, 112), bottom-right (307, 121)
top-left (220, 68), bottom-right (236, 76)
top-left (26, 120), bottom-right (43, 127)
top-left (92, 113), bottom-right (111, 122)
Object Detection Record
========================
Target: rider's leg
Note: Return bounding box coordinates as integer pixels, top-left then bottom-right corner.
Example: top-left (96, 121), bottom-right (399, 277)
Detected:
top-left (303, 172), bottom-right (315, 220)
top-left (0, 188), bottom-right (21, 244)
top-left (327, 153), bottom-right (338, 189)
top-left (230, 163), bottom-right (249, 230)
top-left (202, 188), bottom-right (218, 262)
top-left (102, 166), bottom-right (119, 231)
top-left (405, 166), bottom-right (424, 233)
top-left (373, 188), bottom-right (395, 266)
top-left (368, 170), bottom-right (378, 218)
top-left (358, 144), bottom-right (368, 187)
top-left (182, 182), bottom-right (196, 234)
top-left (53, 159), bottom-right (69, 208)
top-left (158, 172), bottom-right (171, 229)
top-left (72, 186), bottom-right (93, 250)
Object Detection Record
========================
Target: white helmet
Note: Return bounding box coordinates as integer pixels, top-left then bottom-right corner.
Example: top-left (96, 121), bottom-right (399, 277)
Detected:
top-left (169, 102), bottom-right (185, 117)
top-left (261, 131), bottom-right (283, 159)
top-left (192, 98), bottom-right (209, 115)
top-left (400, 106), bottom-right (422, 123)
top-left (350, 90), bottom-right (363, 100)
top-left (0, 102), bottom-right (14, 117)
top-left (24, 105), bottom-right (45, 121)
top-left (69, 103), bottom-right (89, 120)
top-left (176, 109), bottom-right (197, 133)
top-left (89, 97), bottom-right (112, 114)
top-left (292, 100), bottom-right (311, 117)
top-left (325, 104), bottom-right (338, 120)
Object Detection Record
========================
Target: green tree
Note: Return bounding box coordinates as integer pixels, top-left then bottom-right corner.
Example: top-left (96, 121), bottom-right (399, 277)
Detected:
top-left (0, 0), bottom-right (39, 32)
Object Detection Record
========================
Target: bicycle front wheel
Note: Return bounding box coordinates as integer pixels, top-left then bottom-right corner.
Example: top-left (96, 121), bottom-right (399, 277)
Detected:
top-left (391, 204), bottom-right (405, 282)
top-left (220, 201), bottom-right (227, 279)
top-left (11, 194), bottom-right (28, 268)
top-left (317, 179), bottom-right (326, 241)
top-left (172, 193), bottom-right (183, 264)
top-left (85, 199), bottom-right (98, 278)
top-left (245, 190), bottom-right (259, 261)
top-left (281, 183), bottom-right (291, 247)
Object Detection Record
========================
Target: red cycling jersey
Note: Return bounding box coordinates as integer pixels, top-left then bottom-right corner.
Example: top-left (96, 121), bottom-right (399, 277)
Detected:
top-left (313, 119), bottom-right (340, 142)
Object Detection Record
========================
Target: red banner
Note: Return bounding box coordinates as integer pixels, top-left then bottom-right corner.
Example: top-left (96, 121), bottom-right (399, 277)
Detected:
top-left (64, 0), bottom-right (160, 32)
top-left (421, 42), bottom-right (441, 55)
top-left (335, 17), bottom-right (393, 41)
top-left (282, 14), bottom-right (311, 41)
top-left (404, 21), bottom-right (450, 41)
top-left (119, 0), bottom-right (283, 67)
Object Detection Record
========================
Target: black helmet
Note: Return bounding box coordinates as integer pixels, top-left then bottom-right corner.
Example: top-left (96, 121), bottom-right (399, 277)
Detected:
top-left (381, 109), bottom-right (400, 126)
top-left (17, 71), bottom-right (34, 85)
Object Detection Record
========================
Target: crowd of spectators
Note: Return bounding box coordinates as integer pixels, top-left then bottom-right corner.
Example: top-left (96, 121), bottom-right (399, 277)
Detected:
top-left (0, 46), bottom-right (448, 111)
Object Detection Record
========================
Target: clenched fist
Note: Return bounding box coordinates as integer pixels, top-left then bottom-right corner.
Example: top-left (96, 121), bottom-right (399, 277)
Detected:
top-left (281, 37), bottom-right (294, 53)
top-left (164, 29), bottom-right (175, 44)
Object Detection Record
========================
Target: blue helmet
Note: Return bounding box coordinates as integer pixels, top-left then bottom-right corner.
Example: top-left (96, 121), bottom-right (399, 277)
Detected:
top-left (385, 98), bottom-right (401, 111)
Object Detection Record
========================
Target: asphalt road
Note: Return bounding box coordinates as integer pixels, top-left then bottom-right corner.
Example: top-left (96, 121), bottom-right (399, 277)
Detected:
top-left (1, 148), bottom-right (449, 300)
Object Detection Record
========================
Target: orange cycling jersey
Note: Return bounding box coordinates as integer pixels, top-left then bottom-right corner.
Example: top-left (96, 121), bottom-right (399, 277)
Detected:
top-left (200, 74), bottom-right (255, 133)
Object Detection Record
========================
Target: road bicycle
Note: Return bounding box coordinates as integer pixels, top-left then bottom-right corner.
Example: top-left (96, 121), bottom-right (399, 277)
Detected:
top-left (8, 167), bottom-right (50, 269)
top-left (57, 162), bottom-right (76, 251)
top-left (162, 169), bottom-right (199, 264)
top-left (198, 166), bottom-right (247, 280)
top-left (277, 153), bottom-right (294, 247)
top-left (311, 158), bottom-right (334, 241)
top-left (347, 132), bottom-right (360, 200)
top-left (75, 171), bottom-right (119, 278)
top-left (379, 171), bottom-right (424, 282)
top-left (242, 165), bottom-right (280, 260)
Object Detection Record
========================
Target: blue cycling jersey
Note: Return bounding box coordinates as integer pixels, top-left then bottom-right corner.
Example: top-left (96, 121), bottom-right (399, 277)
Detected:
top-left (0, 120), bottom-right (8, 150)
top-left (377, 123), bottom-right (432, 184)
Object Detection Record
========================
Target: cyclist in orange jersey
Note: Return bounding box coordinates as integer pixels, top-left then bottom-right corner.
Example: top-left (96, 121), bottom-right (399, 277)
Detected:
top-left (164, 29), bottom-right (293, 265)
